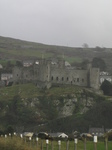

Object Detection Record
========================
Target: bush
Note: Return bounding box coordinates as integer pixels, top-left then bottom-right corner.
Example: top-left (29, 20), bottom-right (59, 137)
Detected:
top-left (100, 80), bottom-right (112, 96)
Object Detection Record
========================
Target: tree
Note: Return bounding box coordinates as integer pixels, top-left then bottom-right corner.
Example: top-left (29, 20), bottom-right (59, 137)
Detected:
top-left (92, 57), bottom-right (106, 71)
top-left (5, 125), bottom-right (14, 134)
top-left (82, 43), bottom-right (89, 49)
top-left (100, 80), bottom-right (112, 96)
top-left (3, 61), bottom-right (14, 73)
top-left (95, 46), bottom-right (105, 52)
top-left (81, 59), bottom-right (90, 69)
top-left (5, 95), bottom-right (39, 126)
top-left (16, 60), bottom-right (23, 67)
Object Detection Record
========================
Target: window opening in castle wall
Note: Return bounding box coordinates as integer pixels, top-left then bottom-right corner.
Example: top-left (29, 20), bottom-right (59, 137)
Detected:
top-left (56, 77), bottom-right (59, 81)
top-left (77, 78), bottom-right (79, 82)
top-left (82, 78), bottom-right (84, 82)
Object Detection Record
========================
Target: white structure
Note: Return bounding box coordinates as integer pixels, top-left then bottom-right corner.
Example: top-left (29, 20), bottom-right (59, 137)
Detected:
top-left (23, 60), bottom-right (34, 67)
top-left (23, 132), bottom-right (34, 138)
top-left (1, 73), bottom-right (13, 81)
top-left (48, 132), bottom-right (68, 138)
top-left (65, 61), bottom-right (71, 67)
top-left (99, 71), bottom-right (112, 84)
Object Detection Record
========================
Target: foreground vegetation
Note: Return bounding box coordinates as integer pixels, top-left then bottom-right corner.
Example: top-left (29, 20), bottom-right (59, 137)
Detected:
top-left (0, 137), bottom-right (34, 150)
top-left (0, 136), bottom-right (112, 150)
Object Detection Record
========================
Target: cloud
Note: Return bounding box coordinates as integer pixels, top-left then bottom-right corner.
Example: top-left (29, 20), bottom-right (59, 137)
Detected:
top-left (0, 0), bottom-right (112, 47)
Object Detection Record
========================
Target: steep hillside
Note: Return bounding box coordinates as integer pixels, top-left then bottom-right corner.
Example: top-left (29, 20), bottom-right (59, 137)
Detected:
top-left (0, 83), bottom-right (111, 133)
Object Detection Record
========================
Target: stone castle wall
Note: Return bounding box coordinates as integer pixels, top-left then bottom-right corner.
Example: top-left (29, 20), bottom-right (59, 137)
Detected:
top-left (50, 67), bottom-right (88, 86)
top-left (12, 59), bottom-right (100, 89)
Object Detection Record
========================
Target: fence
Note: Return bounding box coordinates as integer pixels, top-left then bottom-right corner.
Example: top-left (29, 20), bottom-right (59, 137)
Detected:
top-left (0, 133), bottom-right (112, 150)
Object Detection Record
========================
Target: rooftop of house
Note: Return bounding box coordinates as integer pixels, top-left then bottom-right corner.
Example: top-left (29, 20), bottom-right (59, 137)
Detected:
top-left (89, 127), bottom-right (104, 133)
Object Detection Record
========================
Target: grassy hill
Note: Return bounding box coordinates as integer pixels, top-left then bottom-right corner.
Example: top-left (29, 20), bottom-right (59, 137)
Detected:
top-left (1, 36), bottom-right (112, 74)
top-left (0, 36), bottom-right (112, 72)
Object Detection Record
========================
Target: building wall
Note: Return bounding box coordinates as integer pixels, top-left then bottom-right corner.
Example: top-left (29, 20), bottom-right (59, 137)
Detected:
top-left (13, 66), bottom-right (34, 83)
top-left (51, 67), bottom-right (87, 86)
top-left (13, 67), bottom-right (23, 82)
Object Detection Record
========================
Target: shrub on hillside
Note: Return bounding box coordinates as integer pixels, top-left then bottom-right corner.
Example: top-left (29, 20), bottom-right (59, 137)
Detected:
top-left (100, 80), bottom-right (112, 96)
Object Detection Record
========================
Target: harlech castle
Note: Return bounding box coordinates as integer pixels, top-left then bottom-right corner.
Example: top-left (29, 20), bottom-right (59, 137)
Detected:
top-left (12, 59), bottom-right (100, 89)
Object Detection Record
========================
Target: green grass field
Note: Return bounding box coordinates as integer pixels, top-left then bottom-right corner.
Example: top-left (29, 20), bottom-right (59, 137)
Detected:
top-left (0, 136), bottom-right (112, 150)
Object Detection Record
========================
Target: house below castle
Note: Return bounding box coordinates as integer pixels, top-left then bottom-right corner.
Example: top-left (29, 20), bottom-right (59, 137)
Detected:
top-left (99, 71), bottom-right (112, 84)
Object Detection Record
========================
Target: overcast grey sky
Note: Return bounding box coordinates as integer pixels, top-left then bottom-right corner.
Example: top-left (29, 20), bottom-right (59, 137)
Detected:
top-left (0, 0), bottom-right (112, 47)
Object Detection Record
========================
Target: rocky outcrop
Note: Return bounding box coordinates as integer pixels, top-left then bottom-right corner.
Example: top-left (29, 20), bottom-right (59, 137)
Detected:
top-left (25, 90), bottom-right (98, 119)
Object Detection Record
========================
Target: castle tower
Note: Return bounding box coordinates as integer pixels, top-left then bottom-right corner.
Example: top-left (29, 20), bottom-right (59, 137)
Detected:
top-left (58, 59), bottom-right (65, 68)
top-left (38, 59), bottom-right (51, 82)
top-left (89, 68), bottom-right (100, 89)
top-left (87, 63), bottom-right (100, 89)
